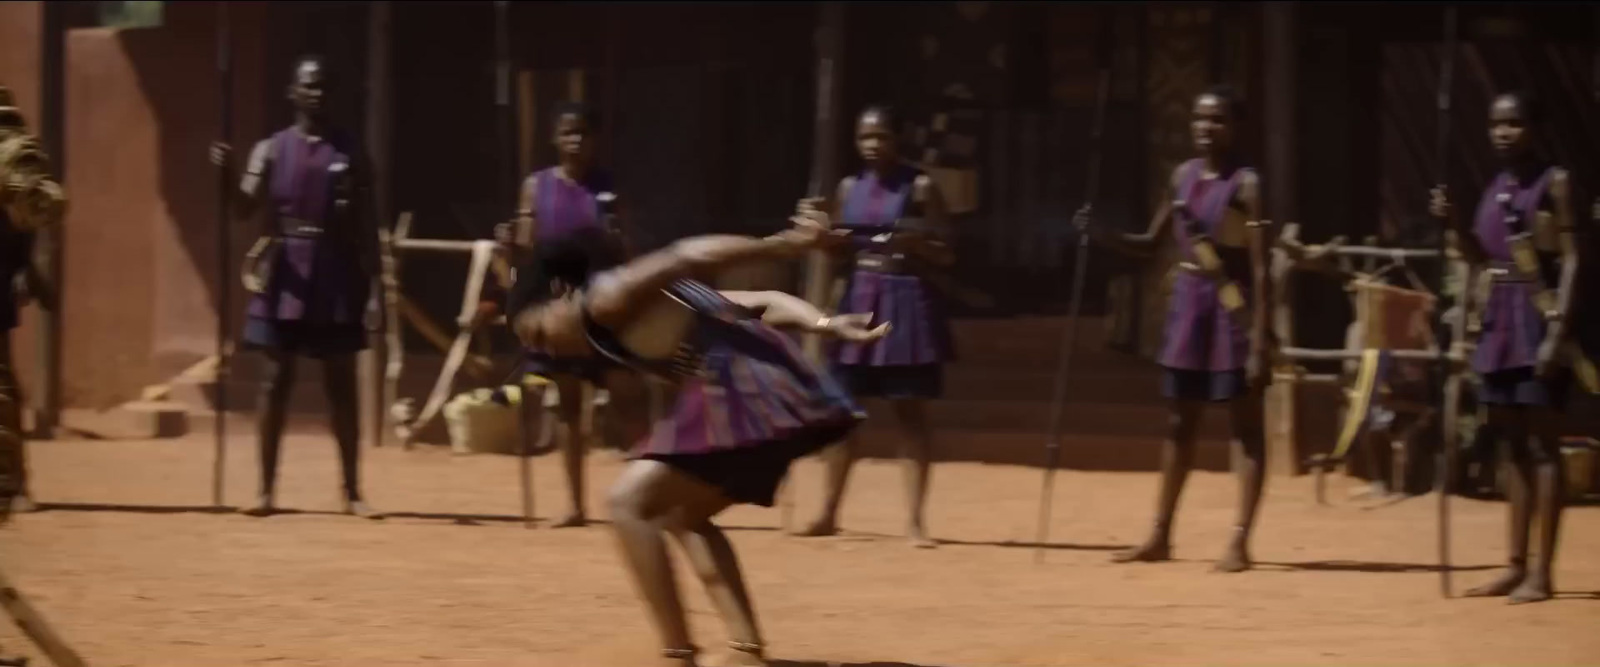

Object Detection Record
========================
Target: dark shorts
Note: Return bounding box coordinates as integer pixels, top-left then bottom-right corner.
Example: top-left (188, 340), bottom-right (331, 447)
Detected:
top-left (640, 417), bottom-right (858, 507)
top-left (1161, 367), bottom-right (1247, 403)
top-left (243, 317), bottom-right (367, 358)
top-left (1478, 367), bottom-right (1571, 409)
top-left (834, 363), bottom-right (944, 400)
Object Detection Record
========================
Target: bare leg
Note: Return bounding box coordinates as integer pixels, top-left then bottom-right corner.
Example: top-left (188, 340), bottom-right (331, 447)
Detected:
top-left (0, 335), bottom-right (33, 514)
top-left (607, 459), bottom-right (737, 665)
top-left (1466, 407), bottom-right (1530, 597)
top-left (893, 398), bottom-right (936, 548)
top-left (1510, 408), bottom-right (1564, 604)
top-left (671, 499), bottom-right (768, 666)
top-left (554, 377), bottom-right (588, 527)
top-left (323, 353), bottom-right (378, 519)
top-left (1113, 401), bottom-right (1203, 562)
top-left (243, 350), bottom-right (296, 516)
top-left (795, 435), bottom-right (854, 537)
top-left (1215, 392), bottom-right (1267, 573)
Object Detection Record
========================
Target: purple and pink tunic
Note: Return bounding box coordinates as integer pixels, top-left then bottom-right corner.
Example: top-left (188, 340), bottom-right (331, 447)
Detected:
top-left (515, 166), bottom-right (623, 380)
top-left (832, 166), bottom-right (955, 370)
top-left (1468, 167), bottom-right (1566, 406)
top-left (1158, 159), bottom-right (1256, 376)
top-left (585, 280), bottom-right (864, 506)
top-left (243, 127), bottom-right (369, 355)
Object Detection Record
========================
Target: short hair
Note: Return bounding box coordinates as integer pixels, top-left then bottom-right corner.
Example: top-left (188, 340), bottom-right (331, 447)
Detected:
top-left (290, 54), bottom-right (326, 81)
top-left (549, 101), bottom-right (601, 133)
top-left (1197, 84), bottom-right (1246, 123)
top-left (506, 226), bottom-right (621, 316)
top-left (1493, 90), bottom-right (1541, 124)
top-left (857, 104), bottom-right (902, 134)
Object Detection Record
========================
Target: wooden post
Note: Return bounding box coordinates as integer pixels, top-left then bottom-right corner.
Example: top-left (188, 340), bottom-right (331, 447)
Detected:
top-left (33, 0), bottom-right (66, 438)
top-left (802, 2), bottom-right (845, 361)
top-left (1262, 1), bottom-right (1299, 476)
top-left (363, 0), bottom-right (393, 447)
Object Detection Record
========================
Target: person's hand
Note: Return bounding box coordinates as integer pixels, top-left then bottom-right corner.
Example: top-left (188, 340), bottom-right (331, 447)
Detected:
top-left (824, 312), bottom-right (890, 343)
top-left (11, 274), bottom-right (31, 308)
top-left (210, 141), bottom-right (232, 168)
top-left (1534, 337), bottom-right (1559, 379)
top-left (796, 196), bottom-right (831, 219)
top-left (1428, 186), bottom-right (1450, 221)
top-left (777, 211), bottom-right (848, 252)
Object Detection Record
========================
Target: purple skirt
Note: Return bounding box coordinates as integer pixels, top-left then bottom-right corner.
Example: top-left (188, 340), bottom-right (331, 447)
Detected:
top-left (246, 237), bottom-right (370, 326)
top-left (833, 270), bottom-right (955, 367)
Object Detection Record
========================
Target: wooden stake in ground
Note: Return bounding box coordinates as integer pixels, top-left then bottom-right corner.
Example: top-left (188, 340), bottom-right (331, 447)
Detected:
top-left (0, 568), bottom-right (87, 667)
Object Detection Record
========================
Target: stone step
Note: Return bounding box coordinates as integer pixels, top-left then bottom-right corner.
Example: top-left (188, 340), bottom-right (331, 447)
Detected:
top-left (60, 401), bottom-right (189, 440)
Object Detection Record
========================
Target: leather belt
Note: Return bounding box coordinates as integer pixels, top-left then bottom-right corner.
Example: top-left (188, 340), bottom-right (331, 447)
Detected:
top-left (279, 216), bottom-right (325, 238)
top-left (855, 252), bottom-right (911, 274)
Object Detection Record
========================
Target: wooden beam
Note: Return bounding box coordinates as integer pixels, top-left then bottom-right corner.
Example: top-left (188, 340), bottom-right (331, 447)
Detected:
top-left (34, 0), bottom-right (65, 438)
top-left (801, 2), bottom-right (845, 362)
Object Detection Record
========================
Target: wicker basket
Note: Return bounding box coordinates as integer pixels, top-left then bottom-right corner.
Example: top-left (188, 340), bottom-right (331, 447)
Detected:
top-left (442, 386), bottom-right (525, 456)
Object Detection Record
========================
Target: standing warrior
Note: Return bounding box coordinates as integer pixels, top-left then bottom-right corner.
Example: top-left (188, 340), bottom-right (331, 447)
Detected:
top-left (1086, 85), bottom-right (1272, 572)
top-left (1430, 91), bottom-right (1584, 604)
top-left (795, 105), bottom-right (955, 548)
top-left (511, 214), bottom-right (884, 666)
top-left (0, 86), bottom-right (66, 516)
top-left (211, 55), bottom-right (380, 519)
top-left (494, 102), bottom-right (633, 528)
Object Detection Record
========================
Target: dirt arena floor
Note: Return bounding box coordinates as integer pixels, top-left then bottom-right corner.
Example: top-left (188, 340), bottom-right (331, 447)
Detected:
top-left (2, 422), bottom-right (1598, 667)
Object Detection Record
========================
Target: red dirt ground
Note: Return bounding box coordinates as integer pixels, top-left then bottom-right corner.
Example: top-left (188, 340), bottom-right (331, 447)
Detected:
top-left (2, 422), bottom-right (1597, 667)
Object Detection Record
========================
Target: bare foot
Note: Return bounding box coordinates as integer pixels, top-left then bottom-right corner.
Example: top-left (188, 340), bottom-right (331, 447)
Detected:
top-left (1507, 573), bottom-right (1552, 605)
top-left (1463, 567), bottom-right (1526, 597)
top-left (551, 513), bottom-right (587, 528)
top-left (239, 497), bottom-right (276, 517)
top-left (344, 499), bottom-right (384, 520)
top-left (908, 527), bottom-right (938, 549)
top-left (1213, 541), bottom-right (1252, 573)
top-left (792, 518), bottom-right (838, 537)
top-left (1111, 535), bottom-right (1171, 563)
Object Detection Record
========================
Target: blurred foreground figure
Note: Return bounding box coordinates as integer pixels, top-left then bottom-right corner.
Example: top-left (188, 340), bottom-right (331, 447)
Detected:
top-left (210, 56), bottom-right (379, 519)
top-left (511, 212), bottom-right (883, 666)
top-left (0, 85), bottom-right (66, 517)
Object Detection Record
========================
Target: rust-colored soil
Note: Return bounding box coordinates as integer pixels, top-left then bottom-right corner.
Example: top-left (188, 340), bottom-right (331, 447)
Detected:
top-left (2, 424), bottom-right (1597, 667)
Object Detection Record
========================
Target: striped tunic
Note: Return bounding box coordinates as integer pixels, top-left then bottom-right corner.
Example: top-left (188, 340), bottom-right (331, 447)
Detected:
top-left (1157, 159), bottom-right (1255, 372)
top-left (587, 280), bottom-right (864, 457)
top-left (1470, 167), bottom-right (1560, 374)
top-left (833, 165), bottom-right (955, 367)
top-left (246, 127), bottom-right (369, 327)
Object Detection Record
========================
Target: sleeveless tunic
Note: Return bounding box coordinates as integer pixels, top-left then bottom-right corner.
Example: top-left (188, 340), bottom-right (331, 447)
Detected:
top-left (1469, 166), bottom-right (1569, 406)
top-left (586, 280), bottom-right (864, 505)
top-left (1158, 159), bottom-right (1255, 374)
top-left (243, 127), bottom-right (369, 356)
top-left (833, 166), bottom-right (955, 371)
top-left (514, 167), bottom-right (623, 381)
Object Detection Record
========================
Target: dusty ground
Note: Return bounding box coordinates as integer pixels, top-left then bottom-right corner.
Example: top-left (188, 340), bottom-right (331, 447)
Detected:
top-left (1, 422), bottom-right (1597, 667)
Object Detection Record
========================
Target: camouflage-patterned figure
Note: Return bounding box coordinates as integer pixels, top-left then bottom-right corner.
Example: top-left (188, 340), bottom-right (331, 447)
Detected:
top-left (0, 85), bottom-right (67, 518)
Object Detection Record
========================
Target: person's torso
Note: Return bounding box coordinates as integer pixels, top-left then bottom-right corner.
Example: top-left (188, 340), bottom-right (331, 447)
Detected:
top-left (839, 165), bottom-right (922, 237)
top-left (528, 166), bottom-right (614, 241)
top-left (267, 127), bottom-right (355, 236)
top-left (1471, 167), bottom-right (1560, 275)
top-left (1171, 158), bottom-right (1254, 284)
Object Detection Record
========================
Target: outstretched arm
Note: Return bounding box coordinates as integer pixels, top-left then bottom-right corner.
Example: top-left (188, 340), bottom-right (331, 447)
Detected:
top-left (584, 218), bottom-right (842, 331)
top-left (723, 290), bottom-right (890, 341)
top-left (1087, 169), bottom-right (1178, 259)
